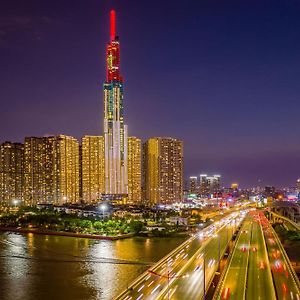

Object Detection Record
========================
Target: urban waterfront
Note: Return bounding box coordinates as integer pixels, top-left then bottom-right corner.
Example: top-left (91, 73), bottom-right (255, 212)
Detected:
top-left (0, 232), bottom-right (186, 300)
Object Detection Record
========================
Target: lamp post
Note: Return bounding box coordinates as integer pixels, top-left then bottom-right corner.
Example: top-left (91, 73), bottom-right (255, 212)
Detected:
top-left (213, 234), bottom-right (221, 270)
top-left (100, 204), bottom-right (107, 220)
top-left (203, 254), bottom-right (206, 300)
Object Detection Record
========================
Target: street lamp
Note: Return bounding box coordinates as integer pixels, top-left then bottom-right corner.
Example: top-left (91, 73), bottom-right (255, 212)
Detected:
top-left (100, 203), bottom-right (107, 220)
top-left (12, 199), bottom-right (20, 209)
top-left (202, 253), bottom-right (206, 300)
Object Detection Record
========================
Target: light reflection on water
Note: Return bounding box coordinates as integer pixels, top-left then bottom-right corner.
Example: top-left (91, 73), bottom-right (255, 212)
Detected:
top-left (0, 233), bottom-right (186, 300)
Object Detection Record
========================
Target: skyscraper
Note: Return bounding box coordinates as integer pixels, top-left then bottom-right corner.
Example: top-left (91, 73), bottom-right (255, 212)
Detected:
top-left (103, 10), bottom-right (128, 195)
top-left (189, 176), bottom-right (198, 194)
top-left (128, 137), bottom-right (141, 203)
top-left (81, 136), bottom-right (105, 203)
top-left (199, 174), bottom-right (221, 195)
top-left (143, 137), bottom-right (183, 205)
top-left (0, 142), bottom-right (24, 205)
top-left (24, 136), bottom-right (56, 205)
top-left (24, 135), bottom-right (79, 205)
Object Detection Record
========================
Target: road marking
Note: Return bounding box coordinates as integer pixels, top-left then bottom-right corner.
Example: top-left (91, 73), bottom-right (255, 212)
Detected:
top-left (148, 280), bottom-right (154, 287)
top-left (137, 285), bottom-right (144, 292)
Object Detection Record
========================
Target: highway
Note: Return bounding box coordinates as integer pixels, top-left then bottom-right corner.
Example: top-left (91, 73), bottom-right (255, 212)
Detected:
top-left (261, 212), bottom-right (300, 300)
top-left (245, 211), bottom-right (276, 300)
top-left (214, 210), bottom-right (300, 300)
top-left (116, 210), bottom-right (247, 300)
top-left (214, 212), bottom-right (253, 300)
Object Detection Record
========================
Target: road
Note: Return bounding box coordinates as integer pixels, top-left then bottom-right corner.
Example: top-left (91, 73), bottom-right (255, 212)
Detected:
top-left (261, 212), bottom-right (300, 300)
top-left (214, 210), bottom-right (300, 300)
top-left (245, 211), bottom-right (276, 300)
top-left (214, 212), bottom-right (253, 300)
top-left (116, 210), bottom-right (247, 300)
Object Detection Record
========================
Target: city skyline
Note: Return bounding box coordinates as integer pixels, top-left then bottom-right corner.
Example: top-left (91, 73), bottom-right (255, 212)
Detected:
top-left (1, 1), bottom-right (300, 187)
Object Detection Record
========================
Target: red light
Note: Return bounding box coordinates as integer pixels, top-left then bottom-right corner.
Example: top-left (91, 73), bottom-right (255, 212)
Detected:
top-left (282, 283), bottom-right (288, 293)
top-left (222, 288), bottom-right (230, 299)
top-left (110, 9), bottom-right (116, 41)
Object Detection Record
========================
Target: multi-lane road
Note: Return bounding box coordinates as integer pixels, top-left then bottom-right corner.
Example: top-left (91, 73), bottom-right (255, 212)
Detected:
top-left (214, 210), bottom-right (300, 300)
top-left (117, 208), bottom-right (300, 300)
top-left (116, 210), bottom-right (247, 300)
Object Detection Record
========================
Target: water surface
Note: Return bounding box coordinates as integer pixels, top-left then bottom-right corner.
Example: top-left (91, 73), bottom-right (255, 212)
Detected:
top-left (0, 232), bottom-right (186, 300)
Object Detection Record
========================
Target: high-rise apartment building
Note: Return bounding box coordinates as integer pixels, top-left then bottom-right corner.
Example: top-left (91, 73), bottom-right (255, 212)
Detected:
top-left (24, 135), bottom-right (79, 205)
top-left (143, 137), bottom-right (183, 205)
top-left (58, 135), bottom-right (80, 204)
top-left (199, 174), bottom-right (221, 195)
top-left (81, 136), bottom-right (105, 203)
top-left (24, 137), bottom-right (56, 205)
top-left (0, 142), bottom-right (24, 205)
top-left (189, 176), bottom-right (198, 194)
top-left (128, 137), bottom-right (141, 203)
top-left (103, 10), bottom-right (128, 195)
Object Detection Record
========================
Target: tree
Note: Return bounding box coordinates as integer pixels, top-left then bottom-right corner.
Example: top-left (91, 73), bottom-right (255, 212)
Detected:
top-left (129, 220), bottom-right (144, 234)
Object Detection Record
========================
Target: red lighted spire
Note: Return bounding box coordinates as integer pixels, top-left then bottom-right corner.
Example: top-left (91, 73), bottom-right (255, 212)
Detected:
top-left (110, 9), bottom-right (116, 41)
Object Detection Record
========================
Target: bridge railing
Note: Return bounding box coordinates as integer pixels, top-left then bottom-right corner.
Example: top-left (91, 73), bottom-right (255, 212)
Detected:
top-left (270, 211), bottom-right (300, 231)
top-left (114, 231), bottom-right (195, 299)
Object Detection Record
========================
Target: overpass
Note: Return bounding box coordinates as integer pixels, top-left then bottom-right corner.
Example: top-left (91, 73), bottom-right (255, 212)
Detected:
top-left (271, 201), bottom-right (300, 225)
top-left (268, 210), bottom-right (300, 231)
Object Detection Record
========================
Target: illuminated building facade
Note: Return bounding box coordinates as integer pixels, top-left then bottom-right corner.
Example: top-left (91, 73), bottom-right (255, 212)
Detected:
top-left (199, 174), bottom-right (221, 195)
top-left (81, 136), bottom-right (105, 203)
top-left (24, 137), bottom-right (56, 205)
top-left (128, 137), bottom-right (141, 203)
top-left (0, 142), bottom-right (24, 205)
top-left (24, 135), bottom-right (79, 205)
top-left (143, 137), bottom-right (183, 204)
top-left (57, 135), bottom-right (80, 204)
top-left (103, 10), bottom-right (128, 195)
top-left (189, 176), bottom-right (198, 194)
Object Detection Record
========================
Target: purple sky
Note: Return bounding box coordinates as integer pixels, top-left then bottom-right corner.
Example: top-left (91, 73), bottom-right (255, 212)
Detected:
top-left (1, 0), bottom-right (300, 187)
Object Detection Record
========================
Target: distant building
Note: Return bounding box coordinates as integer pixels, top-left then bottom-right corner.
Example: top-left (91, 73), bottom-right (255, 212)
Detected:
top-left (128, 137), bottom-right (142, 203)
top-left (264, 186), bottom-right (276, 197)
top-left (143, 137), bottom-right (183, 205)
top-left (199, 174), bottom-right (221, 195)
top-left (231, 183), bottom-right (239, 190)
top-left (81, 136), bottom-right (105, 203)
top-left (189, 176), bottom-right (198, 194)
top-left (24, 135), bottom-right (79, 205)
top-left (0, 142), bottom-right (24, 205)
top-left (297, 178), bottom-right (300, 190)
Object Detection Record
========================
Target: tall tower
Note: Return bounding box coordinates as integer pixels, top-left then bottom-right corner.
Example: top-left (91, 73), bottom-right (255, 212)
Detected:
top-left (103, 10), bottom-right (128, 195)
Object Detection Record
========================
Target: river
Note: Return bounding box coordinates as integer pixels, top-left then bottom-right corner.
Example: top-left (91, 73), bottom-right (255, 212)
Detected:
top-left (0, 232), bottom-right (186, 300)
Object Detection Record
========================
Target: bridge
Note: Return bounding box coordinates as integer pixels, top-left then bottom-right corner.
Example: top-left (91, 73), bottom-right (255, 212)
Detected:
top-left (271, 201), bottom-right (300, 225)
top-left (115, 210), bottom-right (246, 299)
top-left (116, 209), bottom-right (300, 300)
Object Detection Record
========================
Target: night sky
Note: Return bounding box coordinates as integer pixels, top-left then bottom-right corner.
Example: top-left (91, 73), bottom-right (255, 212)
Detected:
top-left (1, 0), bottom-right (300, 188)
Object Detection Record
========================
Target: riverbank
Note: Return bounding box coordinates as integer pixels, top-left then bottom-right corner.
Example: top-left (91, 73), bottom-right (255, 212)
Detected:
top-left (0, 227), bottom-right (135, 240)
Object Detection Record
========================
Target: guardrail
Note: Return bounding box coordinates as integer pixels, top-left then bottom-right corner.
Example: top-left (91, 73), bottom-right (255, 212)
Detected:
top-left (114, 232), bottom-right (194, 299)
